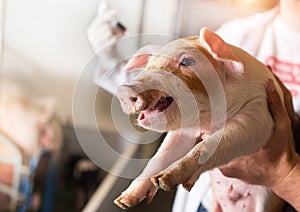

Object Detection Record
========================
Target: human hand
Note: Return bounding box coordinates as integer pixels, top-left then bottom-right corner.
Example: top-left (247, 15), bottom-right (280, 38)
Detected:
top-left (87, 1), bottom-right (125, 53)
top-left (271, 71), bottom-right (300, 132)
top-left (219, 79), bottom-right (299, 188)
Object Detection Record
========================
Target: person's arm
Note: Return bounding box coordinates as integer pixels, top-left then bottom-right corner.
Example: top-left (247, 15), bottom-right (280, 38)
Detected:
top-left (220, 79), bottom-right (300, 210)
top-left (271, 71), bottom-right (300, 132)
top-left (271, 157), bottom-right (300, 210)
top-left (264, 80), bottom-right (300, 210)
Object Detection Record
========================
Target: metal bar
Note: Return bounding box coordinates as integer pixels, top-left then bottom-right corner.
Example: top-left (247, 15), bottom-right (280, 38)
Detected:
top-left (0, 133), bottom-right (22, 211)
top-left (0, 182), bottom-right (25, 202)
top-left (82, 144), bottom-right (139, 212)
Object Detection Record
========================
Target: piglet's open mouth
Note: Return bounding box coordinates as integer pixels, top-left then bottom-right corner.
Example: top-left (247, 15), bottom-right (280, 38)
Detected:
top-left (138, 96), bottom-right (173, 121)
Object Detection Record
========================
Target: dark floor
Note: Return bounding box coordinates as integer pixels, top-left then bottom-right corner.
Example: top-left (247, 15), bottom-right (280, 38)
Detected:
top-left (53, 164), bottom-right (176, 212)
top-left (97, 177), bottom-right (176, 212)
top-left (53, 125), bottom-right (176, 212)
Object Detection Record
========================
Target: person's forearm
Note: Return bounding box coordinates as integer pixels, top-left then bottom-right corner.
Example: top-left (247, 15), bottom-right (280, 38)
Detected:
top-left (271, 157), bottom-right (300, 210)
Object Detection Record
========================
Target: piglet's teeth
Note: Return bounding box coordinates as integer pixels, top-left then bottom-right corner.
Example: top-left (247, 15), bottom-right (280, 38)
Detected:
top-left (133, 96), bottom-right (148, 112)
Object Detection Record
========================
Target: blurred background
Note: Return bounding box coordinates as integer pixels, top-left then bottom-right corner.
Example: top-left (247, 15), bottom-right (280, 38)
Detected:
top-left (0, 0), bottom-right (277, 211)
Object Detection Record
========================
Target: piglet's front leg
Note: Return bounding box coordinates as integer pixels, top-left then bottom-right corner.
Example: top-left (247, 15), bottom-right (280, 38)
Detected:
top-left (151, 142), bottom-right (204, 191)
top-left (151, 110), bottom-right (273, 192)
top-left (114, 129), bottom-right (198, 209)
top-left (114, 179), bottom-right (158, 209)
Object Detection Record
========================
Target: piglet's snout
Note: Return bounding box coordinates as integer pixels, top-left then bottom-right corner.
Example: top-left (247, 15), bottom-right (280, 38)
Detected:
top-left (117, 85), bottom-right (147, 114)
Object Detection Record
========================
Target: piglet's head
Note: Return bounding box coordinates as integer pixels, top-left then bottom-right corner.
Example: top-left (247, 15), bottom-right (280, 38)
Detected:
top-left (117, 27), bottom-right (244, 132)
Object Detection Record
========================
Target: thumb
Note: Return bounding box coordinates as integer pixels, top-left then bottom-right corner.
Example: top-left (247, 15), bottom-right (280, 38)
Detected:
top-left (95, 1), bottom-right (116, 24)
top-left (97, 0), bottom-right (111, 16)
top-left (266, 79), bottom-right (287, 123)
top-left (219, 164), bottom-right (241, 179)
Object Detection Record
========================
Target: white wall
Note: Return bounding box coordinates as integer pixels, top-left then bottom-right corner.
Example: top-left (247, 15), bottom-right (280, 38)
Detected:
top-left (2, 0), bottom-right (96, 123)
top-left (1, 0), bottom-right (271, 129)
top-left (0, 0), bottom-right (4, 59)
top-left (142, 0), bottom-right (179, 35)
top-left (1, 0), bottom-right (142, 128)
top-left (175, 0), bottom-right (269, 37)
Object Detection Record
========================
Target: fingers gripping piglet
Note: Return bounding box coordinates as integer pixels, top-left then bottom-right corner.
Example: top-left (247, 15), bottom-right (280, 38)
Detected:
top-left (115, 28), bottom-right (284, 211)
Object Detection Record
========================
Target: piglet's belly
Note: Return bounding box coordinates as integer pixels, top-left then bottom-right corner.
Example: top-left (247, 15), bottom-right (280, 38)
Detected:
top-left (210, 169), bottom-right (268, 212)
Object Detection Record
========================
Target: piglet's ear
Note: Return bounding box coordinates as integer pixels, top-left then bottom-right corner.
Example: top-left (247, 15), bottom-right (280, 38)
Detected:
top-left (124, 54), bottom-right (151, 71)
top-left (199, 27), bottom-right (244, 75)
top-left (124, 45), bottom-right (161, 71)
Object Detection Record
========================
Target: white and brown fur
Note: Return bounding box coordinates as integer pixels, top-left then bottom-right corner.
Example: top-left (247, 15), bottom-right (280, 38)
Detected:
top-left (115, 28), bottom-right (284, 211)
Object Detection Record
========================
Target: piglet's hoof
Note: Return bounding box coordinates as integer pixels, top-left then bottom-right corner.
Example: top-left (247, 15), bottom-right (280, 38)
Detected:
top-left (150, 174), bottom-right (177, 191)
top-left (114, 195), bottom-right (138, 210)
top-left (114, 179), bottom-right (158, 209)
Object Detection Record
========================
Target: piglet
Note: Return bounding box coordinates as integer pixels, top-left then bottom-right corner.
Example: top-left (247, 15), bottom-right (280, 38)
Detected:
top-left (115, 28), bottom-right (284, 211)
top-left (0, 80), bottom-right (63, 209)
top-left (0, 80), bottom-right (62, 161)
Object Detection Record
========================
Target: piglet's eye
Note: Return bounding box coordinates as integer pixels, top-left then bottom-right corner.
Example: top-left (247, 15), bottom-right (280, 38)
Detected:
top-left (180, 57), bottom-right (195, 66)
